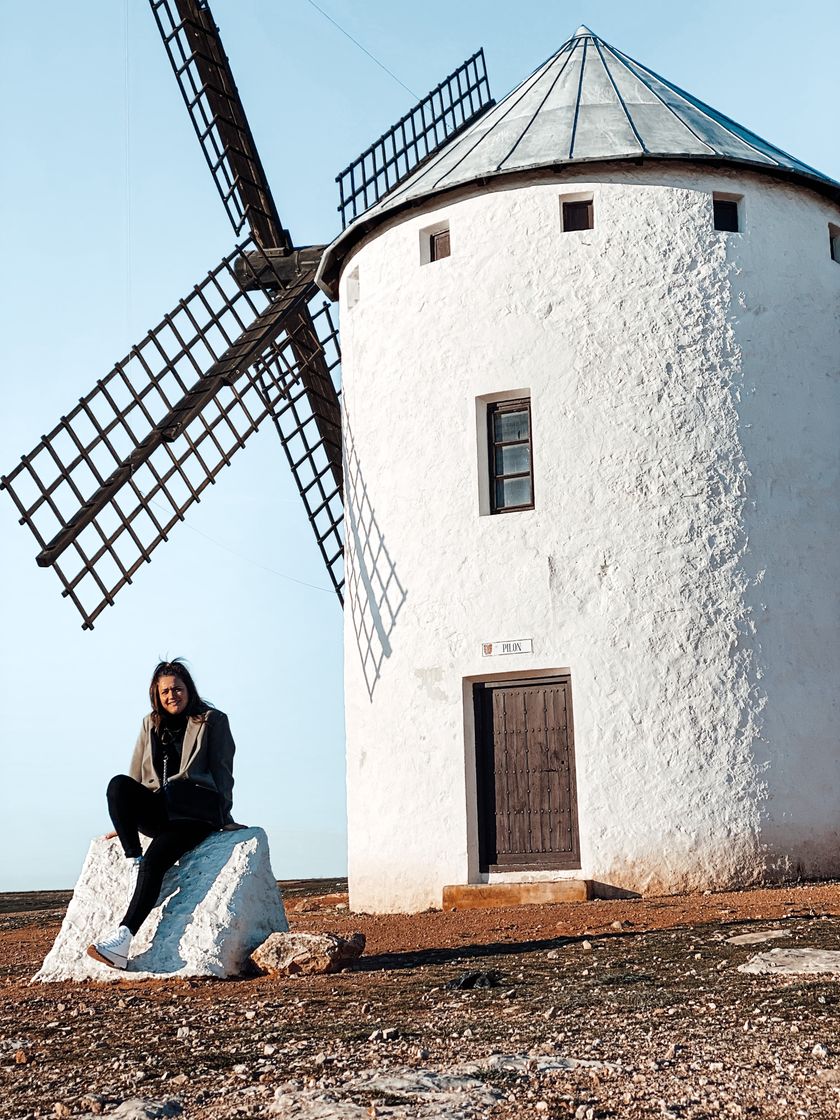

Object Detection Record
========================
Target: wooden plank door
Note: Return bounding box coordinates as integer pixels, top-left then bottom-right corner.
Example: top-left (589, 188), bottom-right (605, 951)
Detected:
top-left (474, 677), bottom-right (580, 871)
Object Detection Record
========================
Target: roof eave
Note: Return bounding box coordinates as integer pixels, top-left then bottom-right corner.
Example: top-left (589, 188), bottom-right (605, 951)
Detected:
top-left (317, 155), bottom-right (840, 300)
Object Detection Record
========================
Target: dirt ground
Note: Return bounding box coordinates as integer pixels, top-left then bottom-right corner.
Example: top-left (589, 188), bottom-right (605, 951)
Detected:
top-left (2, 879), bottom-right (839, 1119)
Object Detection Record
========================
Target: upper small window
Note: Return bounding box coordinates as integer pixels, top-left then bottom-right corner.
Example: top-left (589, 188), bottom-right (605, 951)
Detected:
top-left (430, 228), bottom-right (450, 262)
top-left (562, 198), bottom-right (594, 232)
top-left (420, 220), bottom-right (450, 265)
top-left (488, 399), bottom-right (534, 513)
top-left (829, 223), bottom-right (840, 264)
top-left (713, 195), bottom-right (740, 232)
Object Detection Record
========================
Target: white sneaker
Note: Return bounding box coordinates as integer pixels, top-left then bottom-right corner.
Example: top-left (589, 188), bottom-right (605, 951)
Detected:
top-left (87, 925), bottom-right (133, 969)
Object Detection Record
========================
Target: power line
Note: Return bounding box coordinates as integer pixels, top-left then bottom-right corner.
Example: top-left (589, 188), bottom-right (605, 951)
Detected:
top-left (149, 501), bottom-right (334, 596)
top-left (302, 0), bottom-right (419, 99)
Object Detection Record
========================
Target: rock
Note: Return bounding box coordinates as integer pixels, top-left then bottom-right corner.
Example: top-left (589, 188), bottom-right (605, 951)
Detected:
top-left (78, 1102), bottom-right (181, 1120)
top-left (444, 969), bottom-right (501, 990)
top-left (813, 1043), bottom-right (830, 1058)
top-left (252, 931), bottom-right (365, 976)
top-left (111, 1101), bottom-right (182, 1120)
top-left (726, 929), bottom-right (791, 946)
top-left (270, 1066), bottom-right (501, 1118)
top-left (738, 948), bottom-right (840, 976)
top-left (35, 830), bottom-right (286, 982)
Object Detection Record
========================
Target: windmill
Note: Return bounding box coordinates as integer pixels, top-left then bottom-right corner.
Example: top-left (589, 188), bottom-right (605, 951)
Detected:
top-left (1, 0), bottom-right (493, 630)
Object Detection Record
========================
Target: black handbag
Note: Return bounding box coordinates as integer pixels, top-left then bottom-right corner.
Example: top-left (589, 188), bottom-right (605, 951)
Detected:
top-left (162, 753), bottom-right (223, 827)
top-left (163, 779), bottom-right (223, 827)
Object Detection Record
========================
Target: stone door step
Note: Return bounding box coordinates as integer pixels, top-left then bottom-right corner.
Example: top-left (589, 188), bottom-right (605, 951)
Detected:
top-left (442, 881), bottom-right (592, 910)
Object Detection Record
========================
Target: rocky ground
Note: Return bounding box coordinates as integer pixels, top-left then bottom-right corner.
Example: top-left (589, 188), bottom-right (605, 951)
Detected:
top-left (2, 880), bottom-right (839, 1119)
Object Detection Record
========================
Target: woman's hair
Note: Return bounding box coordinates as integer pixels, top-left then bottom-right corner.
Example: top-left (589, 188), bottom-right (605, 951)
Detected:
top-left (148, 658), bottom-right (212, 728)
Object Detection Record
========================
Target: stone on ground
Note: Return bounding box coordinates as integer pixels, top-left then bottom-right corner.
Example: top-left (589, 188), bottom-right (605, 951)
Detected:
top-left (726, 929), bottom-right (790, 946)
top-left (270, 1066), bottom-right (499, 1118)
top-left (36, 829), bottom-right (286, 982)
top-left (738, 947), bottom-right (840, 975)
top-left (79, 1102), bottom-right (182, 1120)
top-left (253, 930), bottom-right (365, 976)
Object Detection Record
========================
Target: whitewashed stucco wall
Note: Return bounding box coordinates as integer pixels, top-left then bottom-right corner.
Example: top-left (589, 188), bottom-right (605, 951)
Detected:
top-left (338, 166), bottom-right (840, 913)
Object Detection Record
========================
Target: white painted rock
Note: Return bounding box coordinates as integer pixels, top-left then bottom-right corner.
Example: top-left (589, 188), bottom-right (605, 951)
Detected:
top-left (252, 930), bottom-right (365, 976)
top-left (726, 929), bottom-right (791, 946)
top-left (36, 829), bottom-right (287, 982)
top-left (738, 948), bottom-right (840, 976)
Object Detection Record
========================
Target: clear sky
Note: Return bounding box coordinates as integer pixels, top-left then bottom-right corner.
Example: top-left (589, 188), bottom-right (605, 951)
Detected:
top-left (1, 1), bottom-right (837, 891)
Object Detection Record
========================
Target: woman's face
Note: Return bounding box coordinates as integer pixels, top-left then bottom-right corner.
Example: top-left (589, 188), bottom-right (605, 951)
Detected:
top-left (157, 674), bottom-right (189, 716)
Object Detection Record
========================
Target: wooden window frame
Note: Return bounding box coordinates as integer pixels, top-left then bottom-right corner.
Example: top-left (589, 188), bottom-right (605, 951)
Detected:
top-left (420, 220), bottom-right (451, 265)
top-left (487, 397), bottom-right (534, 514)
top-left (561, 198), bottom-right (594, 232)
top-left (829, 223), bottom-right (840, 265)
top-left (429, 227), bottom-right (451, 262)
top-left (713, 194), bottom-right (741, 233)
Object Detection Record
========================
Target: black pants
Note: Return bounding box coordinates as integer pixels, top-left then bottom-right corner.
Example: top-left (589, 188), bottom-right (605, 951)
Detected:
top-left (107, 774), bottom-right (213, 935)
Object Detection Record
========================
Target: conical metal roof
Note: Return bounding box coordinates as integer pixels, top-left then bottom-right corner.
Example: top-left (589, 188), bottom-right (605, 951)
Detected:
top-left (318, 26), bottom-right (840, 295)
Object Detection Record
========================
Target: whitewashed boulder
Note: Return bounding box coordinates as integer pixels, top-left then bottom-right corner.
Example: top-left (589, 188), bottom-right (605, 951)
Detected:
top-left (252, 930), bottom-right (365, 975)
top-left (36, 828), bottom-right (287, 982)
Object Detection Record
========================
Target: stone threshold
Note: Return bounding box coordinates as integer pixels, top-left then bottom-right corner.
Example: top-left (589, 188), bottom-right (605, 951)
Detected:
top-left (442, 880), bottom-right (592, 910)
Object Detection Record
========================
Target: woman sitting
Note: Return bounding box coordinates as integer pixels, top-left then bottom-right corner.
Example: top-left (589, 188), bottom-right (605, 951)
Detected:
top-left (88, 659), bottom-right (238, 969)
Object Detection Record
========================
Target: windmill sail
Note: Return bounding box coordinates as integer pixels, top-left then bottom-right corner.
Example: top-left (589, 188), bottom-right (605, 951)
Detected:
top-left (335, 49), bottom-right (494, 229)
top-left (151, 0), bottom-right (288, 249)
top-left (149, 0), bottom-right (344, 582)
top-left (1, 243), bottom-right (343, 629)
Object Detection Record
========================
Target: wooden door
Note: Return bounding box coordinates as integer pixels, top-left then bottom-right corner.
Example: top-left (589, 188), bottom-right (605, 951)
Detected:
top-left (474, 677), bottom-right (580, 871)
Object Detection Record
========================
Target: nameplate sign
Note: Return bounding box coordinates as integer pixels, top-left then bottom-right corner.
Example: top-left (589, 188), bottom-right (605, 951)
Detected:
top-left (482, 638), bottom-right (533, 657)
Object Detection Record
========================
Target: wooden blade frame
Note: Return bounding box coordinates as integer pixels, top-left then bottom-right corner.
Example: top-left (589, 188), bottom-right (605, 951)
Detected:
top-left (1, 242), bottom-right (343, 629)
top-left (151, 0), bottom-right (288, 249)
top-left (151, 0), bottom-right (342, 516)
top-left (336, 49), bottom-right (494, 229)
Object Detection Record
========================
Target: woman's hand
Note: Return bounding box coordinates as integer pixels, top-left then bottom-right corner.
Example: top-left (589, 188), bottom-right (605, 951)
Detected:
top-left (103, 830), bottom-right (118, 840)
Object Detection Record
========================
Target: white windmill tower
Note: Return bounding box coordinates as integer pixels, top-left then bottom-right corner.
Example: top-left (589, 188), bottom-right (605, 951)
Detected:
top-left (4, 13), bottom-right (839, 912)
top-left (317, 27), bottom-right (840, 911)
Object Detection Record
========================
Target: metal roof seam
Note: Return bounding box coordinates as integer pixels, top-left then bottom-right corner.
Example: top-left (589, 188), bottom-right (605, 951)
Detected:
top-left (594, 38), bottom-right (647, 156)
top-left (607, 44), bottom-right (781, 167)
top-left (496, 39), bottom-right (582, 172)
top-left (568, 36), bottom-right (589, 161)
top-left (421, 43), bottom-right (574, 191)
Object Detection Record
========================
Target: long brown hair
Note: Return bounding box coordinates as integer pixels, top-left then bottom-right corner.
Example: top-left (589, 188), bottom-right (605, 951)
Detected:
top-left (149, 659), bottom-right (212, 729)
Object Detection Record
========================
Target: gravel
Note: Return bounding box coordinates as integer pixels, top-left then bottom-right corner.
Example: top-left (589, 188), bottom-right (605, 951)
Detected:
top-left (1, 879), bottom-right (839, 1119)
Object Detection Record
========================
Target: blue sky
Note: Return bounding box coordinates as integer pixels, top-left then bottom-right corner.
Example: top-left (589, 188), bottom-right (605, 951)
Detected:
top-left (1, 0), bottom-right (837, 890)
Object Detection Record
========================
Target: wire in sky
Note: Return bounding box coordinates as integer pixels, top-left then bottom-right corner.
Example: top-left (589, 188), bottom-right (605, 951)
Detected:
top-left (149, 500), bottom-right (334, 596)
top-left (302, 0), bottom-right (419, 99)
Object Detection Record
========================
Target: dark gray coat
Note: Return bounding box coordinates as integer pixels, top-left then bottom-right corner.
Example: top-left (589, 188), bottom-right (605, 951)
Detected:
top-left (128, 709), bottom-right (236, 825)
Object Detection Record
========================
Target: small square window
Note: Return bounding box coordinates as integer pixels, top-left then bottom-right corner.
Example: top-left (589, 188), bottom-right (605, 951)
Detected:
top-left (430, 228), bottom-right (450, 261)
top-left (488, 399), bottom-right (534, 513)
top-left (562, 199), bottom-right (594, 232)
top-left (420, 220), bottom-right (450, 265)
top-left (829, 223), bottom-right (840, 264)
top-left (713, 195), bottom-right (740, 232)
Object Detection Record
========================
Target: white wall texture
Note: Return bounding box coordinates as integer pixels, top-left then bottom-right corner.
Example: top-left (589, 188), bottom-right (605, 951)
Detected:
top-left (338, 165), bottom-right (840, 913)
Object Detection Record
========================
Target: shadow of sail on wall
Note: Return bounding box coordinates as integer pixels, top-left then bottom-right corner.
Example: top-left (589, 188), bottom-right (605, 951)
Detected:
top-left (344, 423), bottom-right (406, 699)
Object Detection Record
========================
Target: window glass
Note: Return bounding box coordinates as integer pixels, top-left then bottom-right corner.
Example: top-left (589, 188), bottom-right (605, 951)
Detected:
top-left (488, 398), bottom-right (534, 513)
top-left (493, 409), bottom-right (529, 442)
top-left (496, 477), bottom-right (532, 508)
top-left (495, 444), bottom-right (530, 475)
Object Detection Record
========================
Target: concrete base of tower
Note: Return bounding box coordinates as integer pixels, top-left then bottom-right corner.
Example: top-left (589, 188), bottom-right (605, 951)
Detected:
top-left (442, 881), bottom-right (592, 909)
